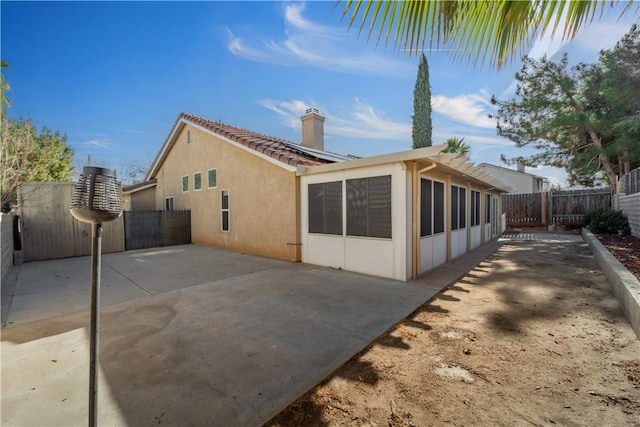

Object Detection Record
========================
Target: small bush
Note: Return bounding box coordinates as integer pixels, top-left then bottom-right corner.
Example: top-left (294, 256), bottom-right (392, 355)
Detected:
top-left (585, 208), bottom-right (631, 235)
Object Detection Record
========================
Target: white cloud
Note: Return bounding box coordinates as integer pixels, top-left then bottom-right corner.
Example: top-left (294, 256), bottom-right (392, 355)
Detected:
top-left (260, 98), bottom-right (411, 141)
top-left (500, 11), bottom-right (637, 97)
top-left (260, 99), bottom-right (311, 128)
top-left (571, 21), bottom-right (635, 53)
top-left (456, 134), bottom-right (512, 147)
top-left (81, 138), bottom-right (111, 148)
top-left (432, 91), bottom-right (496, 129)
top-left (226, 3), bottom-right (413, 76)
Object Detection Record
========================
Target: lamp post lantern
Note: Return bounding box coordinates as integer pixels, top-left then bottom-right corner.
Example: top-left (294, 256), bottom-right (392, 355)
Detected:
top-left (70, 166), bottom-right (122, 427)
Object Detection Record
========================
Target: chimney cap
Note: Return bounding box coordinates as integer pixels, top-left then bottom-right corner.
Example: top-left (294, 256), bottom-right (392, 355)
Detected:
top-left (304, 107), bottom-right (321, 116)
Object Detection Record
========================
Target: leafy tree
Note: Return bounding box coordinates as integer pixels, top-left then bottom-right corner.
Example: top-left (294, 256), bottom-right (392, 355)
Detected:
top-left (412, 53), bottom-right (432, 148)
top-left (491, 25), bottom-right (640, 191)
top-left (0, 64), bottom-right (74, 209)
top-left (599, 25), bottom-right (640, 176)
top-left (443, 137), bottom-right (469, 155)
top-left (339, 1), bottom-right (638, 68)
top-left (1, 60), bottom-right (10, 117)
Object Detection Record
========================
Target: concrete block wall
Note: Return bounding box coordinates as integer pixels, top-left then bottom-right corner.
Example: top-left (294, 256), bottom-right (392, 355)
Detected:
top-left (613, 193), bottom-right (640, 237)
top-left (1, 213), bottom-right (15, 289)
top-left (583, 228), bottom-right (640, 340)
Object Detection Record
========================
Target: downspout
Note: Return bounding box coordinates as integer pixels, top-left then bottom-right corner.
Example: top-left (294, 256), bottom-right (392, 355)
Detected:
top-left (412, 160), bottom-right (437, 278)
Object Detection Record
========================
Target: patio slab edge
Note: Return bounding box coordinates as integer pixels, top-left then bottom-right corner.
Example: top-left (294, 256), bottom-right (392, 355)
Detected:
top-left (582, 228), bottom-right (640, 340)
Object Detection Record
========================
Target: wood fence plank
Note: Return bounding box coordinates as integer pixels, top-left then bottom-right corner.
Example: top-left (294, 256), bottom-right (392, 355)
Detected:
top-left (18, 182), bottom-right (124, 262)
top-left (503, 188), bottom-right (612, 227)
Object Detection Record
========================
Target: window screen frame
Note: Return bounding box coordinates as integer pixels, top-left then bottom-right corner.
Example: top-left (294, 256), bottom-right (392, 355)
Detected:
top-left (346, 175), bottom-right (392, 239)
top-left (207, 169), bottom-right (217, 189)
top-left (193, 172), bottom-right (202, 191)
top-left (471, 190), bottom-right (481, 226)
top-left (221, 189), bottom-right (230, 232)
top-left (308, 181), bottom-right (343, 235)
top-left (165, 197), bottom-right (174, 211)
top-left (420, 178), bottom-right (433, 237)
top-left (451, 186), bottom-right (459, 231)
top-left (485, 193), bottom-right (491, 224)
top-left (433, 181), bottom-right (445, 234)
top-left (182, 175), bottom-right (189, 193)
top-left (459, 187), bottom-right (466, 229)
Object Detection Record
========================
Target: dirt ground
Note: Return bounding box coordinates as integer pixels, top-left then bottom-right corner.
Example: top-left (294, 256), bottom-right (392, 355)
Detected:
top-left (597, 233), bottom-right (640, 281)
top-left (267, 235), bottom-right (640, 427)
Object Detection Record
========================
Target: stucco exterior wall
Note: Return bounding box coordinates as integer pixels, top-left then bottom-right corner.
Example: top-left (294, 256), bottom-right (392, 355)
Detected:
top-left (613, 193), bottom-right (640, 237)
top-left (130, 187), bottom-right (156, 211)
top-left (154, 125), bottom-right (300, 261)
top-left (1, 213), bottom-right (14, 290)
top-left (479, 164), bottom-right (543, 194)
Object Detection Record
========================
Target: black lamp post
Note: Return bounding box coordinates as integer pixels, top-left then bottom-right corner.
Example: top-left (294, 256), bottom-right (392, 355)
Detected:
top-left (70, 166), bottom-right (122, 427)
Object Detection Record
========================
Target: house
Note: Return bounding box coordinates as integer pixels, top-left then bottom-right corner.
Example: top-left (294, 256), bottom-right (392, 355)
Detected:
top-left (478, 162), bottom-right (550, 194)
top-left (122, 179), bottom-right (156, 211)
top-left (137, 110), bottom-right (510, 280)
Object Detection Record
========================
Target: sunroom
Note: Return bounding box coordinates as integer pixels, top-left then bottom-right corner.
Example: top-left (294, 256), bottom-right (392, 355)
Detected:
top-left (297, 145), bottom-right (510, 281)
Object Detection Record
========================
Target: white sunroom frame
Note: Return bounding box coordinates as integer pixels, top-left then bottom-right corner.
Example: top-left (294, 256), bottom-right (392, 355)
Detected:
top-left (297, 145), bottom-right (510, 281)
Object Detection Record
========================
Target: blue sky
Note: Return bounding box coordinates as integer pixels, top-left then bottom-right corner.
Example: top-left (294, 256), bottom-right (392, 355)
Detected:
top-left (2, 1), bottom-right (638, 185)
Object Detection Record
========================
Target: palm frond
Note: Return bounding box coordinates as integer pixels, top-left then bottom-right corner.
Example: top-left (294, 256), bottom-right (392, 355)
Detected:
top-left (338, 0), bottom-right (635, 68)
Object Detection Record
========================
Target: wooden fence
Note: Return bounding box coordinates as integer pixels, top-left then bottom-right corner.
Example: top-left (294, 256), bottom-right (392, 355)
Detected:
top-left (124, 210), bottom-right (191, 251)
top-left (503, 192), bottom-right (546, 227)
top-left (503, 188), bottom-right (612, 228)
top-left (17, 183), bottom-right (192, 261)
top-left (18, 182), bottom-right (124, 262)
top-left (620, 167), bottom-right (640, 195)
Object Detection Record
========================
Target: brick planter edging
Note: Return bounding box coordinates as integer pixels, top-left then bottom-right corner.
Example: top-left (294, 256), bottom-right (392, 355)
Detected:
top-left (582, 228), bottom-right (640, 340)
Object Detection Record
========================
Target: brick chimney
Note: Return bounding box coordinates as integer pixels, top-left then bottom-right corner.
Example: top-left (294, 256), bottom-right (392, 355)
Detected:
top-left (301, 108), bottom-right (325, 151)
top-left (517, 160), bottom-right (525, 173)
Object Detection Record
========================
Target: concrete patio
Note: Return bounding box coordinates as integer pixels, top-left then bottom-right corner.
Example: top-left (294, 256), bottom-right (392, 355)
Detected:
top-left (3, 243), bottom-right (505, 426)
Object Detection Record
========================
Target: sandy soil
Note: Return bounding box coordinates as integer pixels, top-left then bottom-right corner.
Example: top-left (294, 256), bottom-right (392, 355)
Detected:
top-left (267, 236), bottom-right (640, 426)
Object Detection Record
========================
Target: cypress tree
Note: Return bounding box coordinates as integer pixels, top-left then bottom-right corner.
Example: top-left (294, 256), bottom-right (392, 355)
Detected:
top-left (412, 53), bottom-right (432, 148)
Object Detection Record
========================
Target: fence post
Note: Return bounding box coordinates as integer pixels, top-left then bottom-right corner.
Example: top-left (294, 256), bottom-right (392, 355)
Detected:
top-left (548, 191), bottom-right (553, 227)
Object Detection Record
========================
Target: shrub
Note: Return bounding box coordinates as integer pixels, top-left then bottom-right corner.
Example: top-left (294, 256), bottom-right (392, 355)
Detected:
top-left (585, 208), bottom-right (631, 235)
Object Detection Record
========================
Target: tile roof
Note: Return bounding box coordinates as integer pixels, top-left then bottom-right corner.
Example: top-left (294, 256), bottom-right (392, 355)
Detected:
top-left (147, 113), bottom-right (353, 181)
top-left (182, 113), bottom-right (338, 167)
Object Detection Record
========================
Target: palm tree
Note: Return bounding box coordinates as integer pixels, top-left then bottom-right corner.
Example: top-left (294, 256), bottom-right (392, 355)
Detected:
top-left (444, 137), bottom-right (470, 155)
top-left (339, 1), bottom-right (638, 68)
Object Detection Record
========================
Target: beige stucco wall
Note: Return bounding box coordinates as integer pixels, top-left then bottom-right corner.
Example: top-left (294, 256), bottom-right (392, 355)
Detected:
top-left (154, 125), bottom-right (300, 261)
top-left (130, 187), bottom-right (156, 211)
top-left (479, 164), bottom-right (542, 194)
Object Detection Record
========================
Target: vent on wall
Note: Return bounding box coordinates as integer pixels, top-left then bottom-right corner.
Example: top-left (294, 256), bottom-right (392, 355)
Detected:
top-left (187, 130), bottom-right (192, 143)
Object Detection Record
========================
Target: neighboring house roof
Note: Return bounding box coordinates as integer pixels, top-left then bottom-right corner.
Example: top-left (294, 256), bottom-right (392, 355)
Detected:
top-left (478, 162), bottom-right (549, 181)
top-left (146, 113), bottom-right (355, 180)
top-left (299, 145), bottom-right (513, 193)
top-left (122, 179), bottom-right (157, 194)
